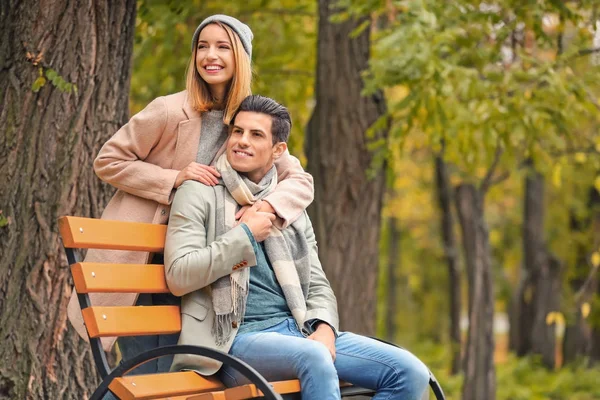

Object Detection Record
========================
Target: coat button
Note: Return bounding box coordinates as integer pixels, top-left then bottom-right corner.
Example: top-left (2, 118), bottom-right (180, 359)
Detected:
top-left (161, 209), bottom-right (166, 216)
top-left (232, 321), bottom-right (238, 328)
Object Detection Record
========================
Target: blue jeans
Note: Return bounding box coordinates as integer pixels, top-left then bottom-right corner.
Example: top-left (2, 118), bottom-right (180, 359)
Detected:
top-left (218, 318), bottom-right (430, 400)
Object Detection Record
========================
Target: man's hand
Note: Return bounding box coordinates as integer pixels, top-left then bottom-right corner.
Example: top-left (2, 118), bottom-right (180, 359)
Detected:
top-left (307, 322), bottom-right (336, 361)
top-left (235, 200), bottom-right (276, 220)
top-left (239, 201), bottom-right (276, 242)
top-left (174, 162), bottom-right (221, 188)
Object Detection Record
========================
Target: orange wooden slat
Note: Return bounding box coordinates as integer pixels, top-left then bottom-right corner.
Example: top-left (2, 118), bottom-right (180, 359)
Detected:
top-left (82, 306), bottom-right (180, 338)
top-left (219, 380), bottom-right (301, 400)
top-left (58, 216), bottom-right (166, 252)
top-left (108, 371), bottom-right (224, 400)
top-left (186, 392), bottom-right (227, 400)
top-left (71, 263), bottom-right (169, 293)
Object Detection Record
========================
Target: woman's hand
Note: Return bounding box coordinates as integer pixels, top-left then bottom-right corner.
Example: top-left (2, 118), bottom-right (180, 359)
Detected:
top-left (239, 201), bottom-right (276, 242)
top-left (308, 323), bottom-right (336, 361)
top-left (175, 162), bottom-right (221, 188)
top-left (235, 200), bottom-right (276, 220)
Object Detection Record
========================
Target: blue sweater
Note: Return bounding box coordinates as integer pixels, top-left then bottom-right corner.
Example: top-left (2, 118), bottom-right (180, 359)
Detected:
top-left (238, 224), bottom-right (292, 334)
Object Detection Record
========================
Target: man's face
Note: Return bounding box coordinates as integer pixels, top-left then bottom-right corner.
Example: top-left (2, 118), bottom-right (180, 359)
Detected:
top-left (227, 111), bottom-right (287, 182)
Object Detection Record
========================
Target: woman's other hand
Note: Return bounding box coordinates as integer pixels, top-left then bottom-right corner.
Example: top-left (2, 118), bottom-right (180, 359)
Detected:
top-left (174, 162), bottom-right (221, 188)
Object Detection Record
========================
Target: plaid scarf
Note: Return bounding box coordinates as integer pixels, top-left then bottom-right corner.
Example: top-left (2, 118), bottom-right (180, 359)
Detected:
top-left (211, 154), bottom-right (310, 345)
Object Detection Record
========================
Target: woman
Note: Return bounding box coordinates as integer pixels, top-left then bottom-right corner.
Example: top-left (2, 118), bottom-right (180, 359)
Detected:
top-left (66, 14), bottom-right (313, 375)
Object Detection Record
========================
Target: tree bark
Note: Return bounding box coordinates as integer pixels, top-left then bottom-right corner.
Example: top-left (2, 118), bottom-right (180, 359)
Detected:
top-left (530, 251), bottom-right (561, 368)
top-left (0, 0), bottom-right (136, 398)
top-left (455, 184), bottom-right (495, 400)
top-left (563, 187), bottom-right (600, 364)
top-left (305, 0), bottom-right (388, 336)
top-left (434, 156), bottom-right (461, 375)
top-left (509, 171), bottom-right (560, 368)
top-left (385, 217), bottom-right (401, 341)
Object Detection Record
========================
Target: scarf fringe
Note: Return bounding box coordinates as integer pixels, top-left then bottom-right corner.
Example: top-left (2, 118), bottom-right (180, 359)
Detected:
top-left (212, 279), bottom-right (247, 346)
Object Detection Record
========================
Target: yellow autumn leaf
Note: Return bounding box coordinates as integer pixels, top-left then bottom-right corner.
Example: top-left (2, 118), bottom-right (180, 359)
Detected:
top-left (575, 153), bottom-right (587, 163)
top-left (582, 302), bottom-right (591, 319)
top-left (592, 252), bottom-right (600, 267)
top-left (595, 176), bottom-right (600, 194)
top-left (546, 312), bottom-right (556, 325)
top-left (552, 165), bottom-right (562, 188)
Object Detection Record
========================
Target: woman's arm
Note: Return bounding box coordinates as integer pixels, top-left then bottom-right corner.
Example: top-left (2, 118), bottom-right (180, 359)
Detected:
top-left (94, 97), bottom-right (180, 205)
top-left (265, 151), bottom-right (314, 228)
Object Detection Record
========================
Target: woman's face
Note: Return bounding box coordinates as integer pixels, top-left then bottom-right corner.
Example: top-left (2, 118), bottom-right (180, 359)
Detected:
top-left (195, 24), bottom-right (236, 96)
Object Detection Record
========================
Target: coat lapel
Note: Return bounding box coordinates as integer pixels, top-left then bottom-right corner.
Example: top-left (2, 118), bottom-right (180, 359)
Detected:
top-left (172, 93), bottom-right (202, 171)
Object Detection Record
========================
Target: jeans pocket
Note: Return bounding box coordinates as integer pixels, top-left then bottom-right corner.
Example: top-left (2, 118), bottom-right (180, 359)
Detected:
top-left (286, 318), bottom-right (304, 337)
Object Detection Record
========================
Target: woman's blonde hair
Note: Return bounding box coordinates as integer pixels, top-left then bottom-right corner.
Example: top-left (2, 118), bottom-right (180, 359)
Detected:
top-left (186, 22), bottom-right (252, 124)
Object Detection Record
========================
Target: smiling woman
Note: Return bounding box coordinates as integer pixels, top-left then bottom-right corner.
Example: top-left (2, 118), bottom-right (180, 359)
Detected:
top-left (65, 14), bottom-right (316, 389)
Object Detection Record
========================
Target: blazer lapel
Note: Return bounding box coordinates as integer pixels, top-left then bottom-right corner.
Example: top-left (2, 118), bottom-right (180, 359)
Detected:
top-left (172, 93), bottom-right (202, 171)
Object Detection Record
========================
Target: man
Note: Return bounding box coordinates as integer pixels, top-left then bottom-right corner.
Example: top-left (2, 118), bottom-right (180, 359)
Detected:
top-left (164, 95), bottom-right (429, 399)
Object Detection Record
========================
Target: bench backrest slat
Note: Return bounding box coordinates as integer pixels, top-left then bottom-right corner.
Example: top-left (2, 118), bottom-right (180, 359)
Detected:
top-left (82, 306), bottom-right (181, 338)
top-left (58, 216), bottom-right (166, 252)
top-left (71, 263), bottom-right (169, 293)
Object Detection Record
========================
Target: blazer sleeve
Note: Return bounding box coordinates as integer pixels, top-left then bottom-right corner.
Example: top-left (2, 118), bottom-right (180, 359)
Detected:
top-left (302, 214), bottom-right (339, 335)
top-left (93, 96), bottom-right (180, 205)
top-left (164, 181), bottom-right (258, 297)
top-left (266, 151), bottom-right (314, 229)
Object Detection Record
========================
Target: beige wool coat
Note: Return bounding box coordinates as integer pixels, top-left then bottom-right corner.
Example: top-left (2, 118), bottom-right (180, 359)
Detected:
top-left (67, 90), bottom-right (314, 350)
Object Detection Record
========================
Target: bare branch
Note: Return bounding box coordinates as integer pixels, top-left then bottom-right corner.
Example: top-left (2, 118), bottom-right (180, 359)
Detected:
top-left (480, 144), bottom-right (504, 194)
top-left (574, 258), bottom-right (600, 304)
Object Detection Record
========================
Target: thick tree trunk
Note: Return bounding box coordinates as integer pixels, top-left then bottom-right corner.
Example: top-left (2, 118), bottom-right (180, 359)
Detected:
top-left (305, 0), bottom-right (388, 335)
top-left (455, 184), bottom-right (495, 400)
top-left (434, 156), bottom-right (461, 375)
top-left (386, 217), bottom-right (401, 341)
top-left (0, 1), bottom-right (136, 398)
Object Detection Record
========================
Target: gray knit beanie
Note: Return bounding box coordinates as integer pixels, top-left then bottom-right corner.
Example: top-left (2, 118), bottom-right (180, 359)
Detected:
top-left (191, 14), bottom-right (253, 59)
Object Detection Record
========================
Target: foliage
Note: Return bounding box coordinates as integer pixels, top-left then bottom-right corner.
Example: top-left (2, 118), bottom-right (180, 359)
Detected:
top-left (412, 340), bottom-right (600, 400)
top-left (342, 0), bottom-right (600, 180)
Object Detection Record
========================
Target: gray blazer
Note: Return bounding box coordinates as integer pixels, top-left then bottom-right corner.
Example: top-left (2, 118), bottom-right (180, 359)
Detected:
top-left (164, 180), bottom-right (339, 375)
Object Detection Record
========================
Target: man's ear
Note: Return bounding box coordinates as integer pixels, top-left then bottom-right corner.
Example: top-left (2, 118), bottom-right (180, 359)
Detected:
top-left (272, 142), bottom-right (288, 159)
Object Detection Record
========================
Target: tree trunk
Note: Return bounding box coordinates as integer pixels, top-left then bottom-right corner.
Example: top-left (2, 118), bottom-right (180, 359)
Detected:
top-left (455, 184), bottom-right (495, 400)
top-left (386, 217), bottom-right (401, 341)
top-left (564, 187), bottom-right (600, 364)
top-left (589, 188), bottom-right (600, 363)
top-left (305, 0), bottom-right (388, 336)
top-left (511, 171), bottom-right (560, 368)
top-left (0, 0), bottom-right (136, 398)
top-left (530, 251), bottom-right (561, 368)
top-left (434, 156), bottom-right (461, 375)
top-left (509, 170), bottom-right (542, 355)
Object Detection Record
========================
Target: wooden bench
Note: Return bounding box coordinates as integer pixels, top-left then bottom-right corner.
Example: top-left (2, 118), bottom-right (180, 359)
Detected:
top-left (59, 216), bottom-right (445, 400)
